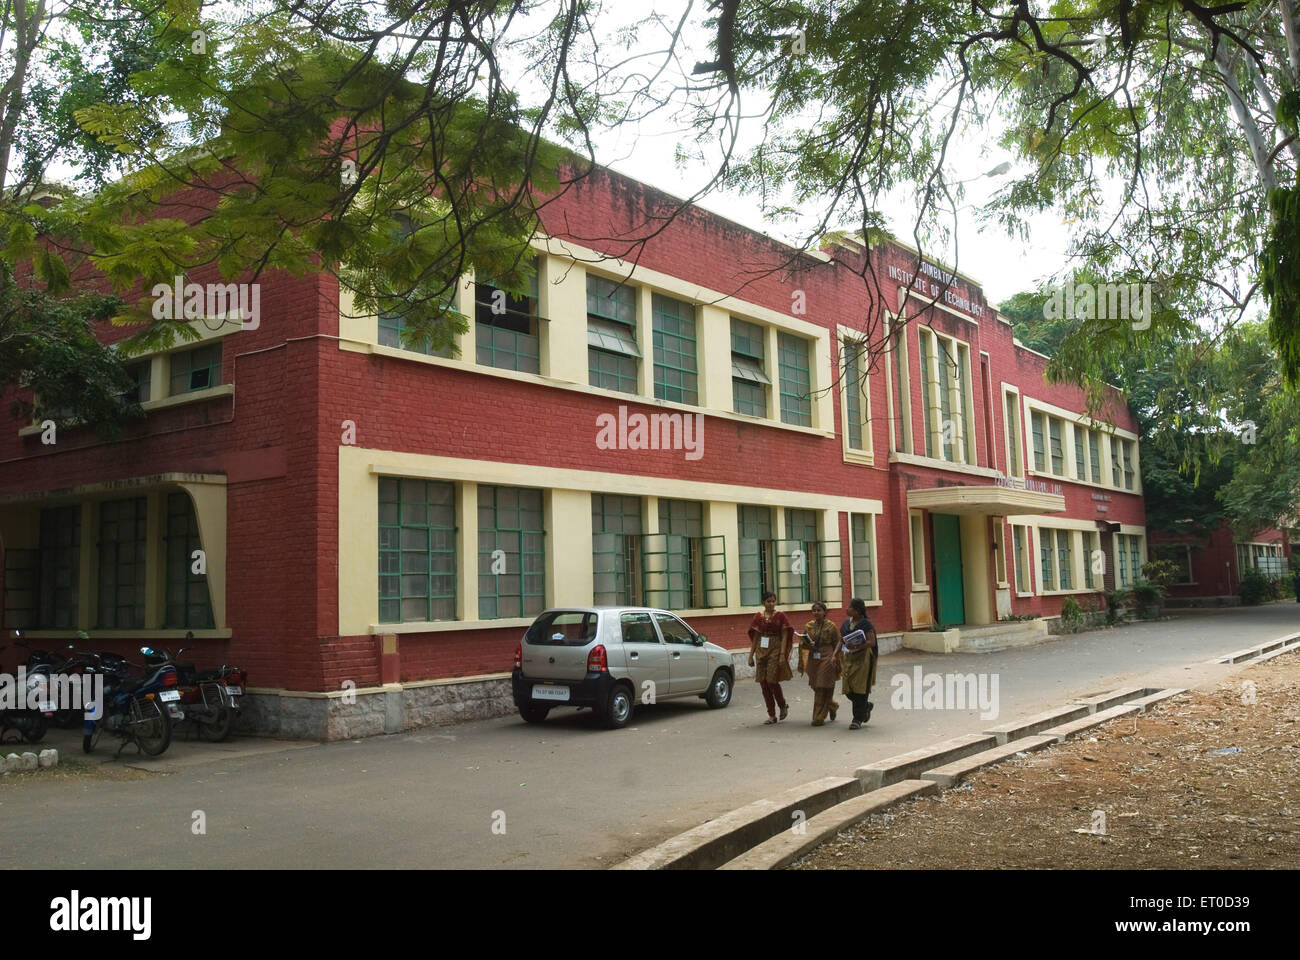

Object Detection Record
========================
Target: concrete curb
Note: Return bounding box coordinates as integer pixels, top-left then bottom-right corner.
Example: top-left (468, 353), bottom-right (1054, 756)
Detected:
top-left (718, 780), bottom-right (939, 870)
top-left (1250, 640), bottom-right (1300, 665)
top-left (983, 703), bottom-right (1091, 745)
top-left (611, 775), bottom-right (862, 870)
top-left (1070, 685), bottom-right (1149, 713)
top-left (854, 733), bottom-right (996, 790)
top-left (1212, 631), bottom-right (1300, 664)
top-left (920, 734), bottom-right (1058, 787)
top-left (1124, 688), bottom-right (1188, 712)
top-left (1039, 703), bottom-right (1141, 742)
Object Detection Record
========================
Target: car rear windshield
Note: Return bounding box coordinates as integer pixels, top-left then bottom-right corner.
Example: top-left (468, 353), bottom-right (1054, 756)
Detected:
top-left (525, 611), bottom-right (599, 646)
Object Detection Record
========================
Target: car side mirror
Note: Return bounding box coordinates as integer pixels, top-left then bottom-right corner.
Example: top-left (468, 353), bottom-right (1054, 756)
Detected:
top-left (693, 635), bottom-right (706, 646)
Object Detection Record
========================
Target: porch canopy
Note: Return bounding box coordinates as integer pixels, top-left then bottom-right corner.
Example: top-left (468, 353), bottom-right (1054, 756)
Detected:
top-left (906, 483), bottom-right (1065, 516)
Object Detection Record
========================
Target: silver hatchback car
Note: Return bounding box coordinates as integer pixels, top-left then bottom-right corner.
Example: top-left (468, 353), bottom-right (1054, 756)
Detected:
top-left (511, 607), bottom-right (735, 728)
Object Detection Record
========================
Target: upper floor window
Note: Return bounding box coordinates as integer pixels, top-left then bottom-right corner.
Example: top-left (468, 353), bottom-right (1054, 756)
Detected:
top-left (119, 360), bottom-right (152, 404)
top-left (170, 343), bottom-right (222, 396)
top-left (842, 338), bottom-right (869, 452)
top-left (476, 271), bottom-right (541, 374)
top-left (1003, 391), bottom-right (1023, 477)
top-left (652, 294), bottom-right (698, 405)
top-left (777, 332), bottom-right (812, 426)
top-left (379, 310), bottom-right (455, 359)
top-left (731, 318), bottom-right (769, 417)
top-left (918, 328), bottom-right (972, 463)
top-left (1122, 439), bottom-right (1136, 490)
top-left (1087, 431), bottom-right (1101, 483)
top-left (587, 275), bottom-right (640, 394)
top-left (1031, 410), bottom-right (1046, 471)
top-left (1110, 436), bottom-right (1122, 486)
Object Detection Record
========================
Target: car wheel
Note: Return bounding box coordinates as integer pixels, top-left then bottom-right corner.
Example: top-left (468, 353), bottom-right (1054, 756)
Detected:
top-left (519, 703), bottom-right (550, 724)
top-left (601, 684), bottom-right (634, 729)
top-left (705, 670), bottom-right (732, 709)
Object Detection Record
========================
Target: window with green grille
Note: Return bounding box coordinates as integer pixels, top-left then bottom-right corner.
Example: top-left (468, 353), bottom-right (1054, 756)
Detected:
top-left (1012, 525), bottom-right (1029, 592)
top-left (1057, 529), bottom-right (1073, 589)
top-left (652, 294), bottom-right (697, 404)
top-left (919, 331), bottom-right (935, 456)
top-left (592, 494), bottom-right (642, 605)
top-left (1039, 528), bottom-right (1056, 591)
top-left (37, 507), bottom-right (79, 629)
top-left (587, 275), bottom-right (640, 393)
top-left (937, 339), bottom-right (954, 460)
top-left (1122, 440), bottom-right (1135, 489)
top-left (1111, 437), bottom-right (1121, 485)
top-left (97, 497), bottom-right (146, 628)
top-left (777, 332), bottom-right (812, 426)
top-left (1084, 532), bottom-right (1099, 588)
top-left (165, 493), bottom-right (213, 628)
top-left (478, 485), bottom-right (545, 619)
top-left (379, 478), bottom-right (456, 623)
top-left (731, 318), bottom-right (769, 417)
top-left (1032, 411), bottom-right (1046, 471)
top-left (1073, 426), bottom-right (1087, 480)
top-left (843, 338), bottom-right (868, 450)
top-left (119, 360), bottom-right (151, 404)
top-left (1004, 392), bottom-right (1022, 476)
top-left (1048, 417), bottom-right (1064, 474)
top-left (169, 343), bottom-right (222, 396)
top-left (379, 310), bottom-right (457, 359)
top-left (646, 499), bottom-right (720, 609)
top-left (851, 513), bottom-right (875, 601)
top-left (738, 504), bottom-right (774, 606)
top-left (780, 508), bottom-right (818, 604)
top-left (1088, 432), bottom-right (1101, 483)
top-left (476, 270), bottom-right (541, 374)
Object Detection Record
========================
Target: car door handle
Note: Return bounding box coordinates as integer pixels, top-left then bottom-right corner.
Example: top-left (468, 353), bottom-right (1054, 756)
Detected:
top-left (629, 651), bottom-right (639, 659)
top-left (672, 652), bottom-right (681, 659)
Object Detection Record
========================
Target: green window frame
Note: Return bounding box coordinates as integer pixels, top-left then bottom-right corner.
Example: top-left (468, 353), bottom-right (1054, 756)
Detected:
top-left (592, 494), bottom-right (643, 606)
top-left (1083, 531), bottom-right (1098, 588)
top-left (731, 318), bottom-right (769, 417)
top-left (738, 504), bottom-right (775, 606)
top-left (646, 499), bottom-right (723, 609)
top-left (1088, 431), bottom-right (1101, 483)
top-left (1123, 440), bottom-right (1135, 489)
top-left (97, 497), bottom-right (146, 629)
top-left (843, 338), bottom-right (868, 451)
top-left (165, 493), bottom-right (214, 628)
top-left (851, 512), bottom-right (875, 602)
top-left (1039, 528), bottom-right (1056, 591)
top-left (1111, 437), bottom-right (1122, 486)
top-left (1116, 534), bottom-right (1131, 586)
top-left (1031, 411), bottom-right (1046, 471)
top-left (652, 294), bottom-right (698, 405)
top-left (120, 360), bottom-right (151, 404)
top-left (1048, 417), bottom-right (1064, 474)
top-left (1074, 426), bottom-right (1087, 480)
top-left (587, 275), bottom-right (640, 393)
top-left (379, 310), bottom-right (456, 359)
top-left (379, 478), bottom-right (457, 623)
top-left (919, 331), bottom-right (935, 457)
top-left (475, 271), bottom-right (541, 374)
top-left (778, 332), bottom-right (812, 426)
top-left (1057, 529), bottom-right (1073, 590)
top-left (1129, 535), bottom-right (1141, 580)
top-left (38, 506), bottom-right (80, 629)
top-left (169, 343), bottom-right (222, 396)
top-left (937, 339), bottom-right (955, 460)
top-left (3, 548), bottom-right (38, 630)
top-left (478, 485), bottom-right (545, 620)
top-left (1004, 392), bottom-right (1022, 476)
top-left (1013, 525), bottom-right (1028, 593)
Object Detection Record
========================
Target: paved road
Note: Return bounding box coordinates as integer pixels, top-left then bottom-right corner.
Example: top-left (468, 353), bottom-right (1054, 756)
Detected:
top-left (3, 604), bottom-right (1297, 868)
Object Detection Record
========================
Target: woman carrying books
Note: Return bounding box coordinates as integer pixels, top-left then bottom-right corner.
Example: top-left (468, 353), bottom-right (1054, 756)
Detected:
top-left (840, 597), bottom-right (878, 730)
top-left (748, 591), bottom-right (793, 724)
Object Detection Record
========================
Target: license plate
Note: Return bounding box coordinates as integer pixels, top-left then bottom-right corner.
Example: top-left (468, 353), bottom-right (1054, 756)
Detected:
top-left (225, 685), bottom-right (242, 696)
top-left (532, 684), bottom-right (570, 702)
top-left (159, 690), bottom-right (181, 702)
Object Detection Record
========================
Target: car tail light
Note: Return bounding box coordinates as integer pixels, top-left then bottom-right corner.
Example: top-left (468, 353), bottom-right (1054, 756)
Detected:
top-left (162, 668), bottom-right (178, 687)
top-left (586, 644), bottom-right (607, 673)
top-left (514, 645), bottom-right (522, 670)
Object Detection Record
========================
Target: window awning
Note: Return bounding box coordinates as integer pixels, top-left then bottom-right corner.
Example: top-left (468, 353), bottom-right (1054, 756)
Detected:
top-left (587, 317), bottom-right (641, 357)
top-left (731, 356), bottom-right (771, 385)
top-left (906, 484), bottom-right (1066, 516)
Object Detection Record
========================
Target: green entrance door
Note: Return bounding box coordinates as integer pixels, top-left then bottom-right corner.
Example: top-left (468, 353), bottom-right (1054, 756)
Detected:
top-left (931, 513), bottom-right (966, 627)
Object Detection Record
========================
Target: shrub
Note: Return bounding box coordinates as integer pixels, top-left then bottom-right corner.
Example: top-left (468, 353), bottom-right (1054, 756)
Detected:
top-left (1129, 579), bottom-right (1165, 618)
top-left (1141, 558), bottom-right (1181, 587)
top-left (1061, 595), bottom-right (1083, 627)
top-left (1104, 588), bottom-right (1129, 624)
top-left (1239, 569), bottom-right (1271, 605)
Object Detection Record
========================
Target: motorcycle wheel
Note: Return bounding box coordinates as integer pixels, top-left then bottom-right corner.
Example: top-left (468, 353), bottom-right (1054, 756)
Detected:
top-left (199, 705), bottom-right (234, 742)
top-left (21, 714), bottom-right (47, 744)
top-left (129, 698), bottom-right (172, 756)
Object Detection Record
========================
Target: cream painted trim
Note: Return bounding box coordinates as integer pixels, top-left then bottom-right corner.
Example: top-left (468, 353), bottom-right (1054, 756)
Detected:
top-left (906, 486), bottom-right (1065, 516)
top-left (377, 617), bottom-right (531, 635)
top-left (837, 325), bottom-right (873, 461)
top-left (908, 509), bottom-right (928, 589)
top-left (1022, 395), bottom-right (1137, 440)
top-left (22, 629), bottom-right (233, 640)
top-left (888, 451), bottom-right (1002, 479)
top-left (361, 450), bottom-right (883, 515)
top-left (847, 510), bottom-right (881, 604)
top-left (346, 339), bottom-right (836, 441)
top-left (0, 473), bottom-right (226, 505)
top-left (1020, 515), bottom-right (1114, 532)
top-left (1001, 384), bottom-right (1025, 479)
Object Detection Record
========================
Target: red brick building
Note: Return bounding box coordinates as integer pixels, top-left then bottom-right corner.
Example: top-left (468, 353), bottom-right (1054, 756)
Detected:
top-left (1149, 524), bottom-right (1294, 604)
top-left (0, 166), bottom-right (1148, 738)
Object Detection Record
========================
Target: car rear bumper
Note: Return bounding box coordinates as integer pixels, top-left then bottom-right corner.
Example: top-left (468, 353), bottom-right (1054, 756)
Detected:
top-left (511, 669), bottom-right (615, 709)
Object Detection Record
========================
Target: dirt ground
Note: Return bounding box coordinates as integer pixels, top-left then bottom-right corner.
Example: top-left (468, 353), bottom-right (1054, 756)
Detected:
top-left (792, 650), bottom-right (1300, 869)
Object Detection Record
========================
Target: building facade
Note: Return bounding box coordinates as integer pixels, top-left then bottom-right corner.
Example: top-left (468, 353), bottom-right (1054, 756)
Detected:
top-left (1149, 524), bottom-right (1294, 604)
top-left (0, 166), bottom-right (1147, 738)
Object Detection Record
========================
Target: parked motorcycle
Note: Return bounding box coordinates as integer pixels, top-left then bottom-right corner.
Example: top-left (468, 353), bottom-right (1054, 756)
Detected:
top-left (0, 640), bottom-right (53, 744)
top-left (145, 645), bottom-right (246, 742)
top-left (82, 647), bottom-right (182, 757)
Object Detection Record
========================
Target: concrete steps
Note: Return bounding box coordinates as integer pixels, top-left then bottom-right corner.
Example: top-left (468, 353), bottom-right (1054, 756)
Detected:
top-left (902, 619), bottom-right (1051, 654)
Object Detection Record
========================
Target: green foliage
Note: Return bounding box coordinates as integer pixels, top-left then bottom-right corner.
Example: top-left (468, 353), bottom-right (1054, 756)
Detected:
top-left (1060, 595), bottom-right (1083, 625)
top-left (1140, 559), bottom-right (1181, 588)
top-left (1238, 568), bottom-right (1274, 605)
top-left (1104, 587), bottom-right (1129, 624)
top-left (1262, 185), bottom-right (1300, 385)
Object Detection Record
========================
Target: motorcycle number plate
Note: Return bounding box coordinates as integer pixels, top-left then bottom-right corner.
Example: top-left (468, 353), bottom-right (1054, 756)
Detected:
top-left (159, 690), bottom-right (181, 702)
top-left (225, 686), bottom-right (243, 696)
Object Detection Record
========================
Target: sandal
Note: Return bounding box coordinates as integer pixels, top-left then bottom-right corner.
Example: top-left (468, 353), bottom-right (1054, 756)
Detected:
top-left (849, 721), bottom-right (861, 730)
top-left (779, 705), bottom-right (789, 722)
top-left (829, 705), bottom-right (838, 722)
top-left (764, 716), bottom-right (778, 725)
